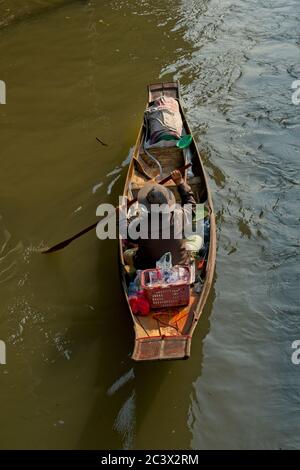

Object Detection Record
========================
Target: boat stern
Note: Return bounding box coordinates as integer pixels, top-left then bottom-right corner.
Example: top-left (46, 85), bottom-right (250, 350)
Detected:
top-left (132, 335), bottom-right (191, 361)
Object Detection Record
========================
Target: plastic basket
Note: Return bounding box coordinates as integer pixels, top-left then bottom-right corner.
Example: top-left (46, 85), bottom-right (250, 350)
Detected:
top-left (140, 267), bottom-right (190, 309)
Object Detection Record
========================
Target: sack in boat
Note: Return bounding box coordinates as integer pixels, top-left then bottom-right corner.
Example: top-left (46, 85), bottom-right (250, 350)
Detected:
top-left (145, 96), bottom-right (183, 145)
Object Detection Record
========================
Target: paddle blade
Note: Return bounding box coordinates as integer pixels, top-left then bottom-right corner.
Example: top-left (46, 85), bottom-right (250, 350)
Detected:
top-left (41, 239), bottom-right (73, 254)
top-left (41, 221), bottom-right (98, 254)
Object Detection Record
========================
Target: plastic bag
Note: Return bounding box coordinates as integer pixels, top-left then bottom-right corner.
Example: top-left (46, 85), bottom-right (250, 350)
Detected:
top-left (156, 252), bottom-right (172, 270)
top-left (128, 270), bottom-right (142, 295)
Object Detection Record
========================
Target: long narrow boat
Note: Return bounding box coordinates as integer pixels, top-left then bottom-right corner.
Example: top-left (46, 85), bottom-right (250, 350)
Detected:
top-left (119, 82), bottom-right (216, 361)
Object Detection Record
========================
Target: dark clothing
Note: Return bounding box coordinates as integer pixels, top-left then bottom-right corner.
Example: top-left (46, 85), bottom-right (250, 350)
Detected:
top-left (130, 181), bottom-right (196, 270)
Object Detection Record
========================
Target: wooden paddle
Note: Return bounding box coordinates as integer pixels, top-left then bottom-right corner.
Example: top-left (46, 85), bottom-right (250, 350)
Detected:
top-left (41, 163), bottom-right (191, 254)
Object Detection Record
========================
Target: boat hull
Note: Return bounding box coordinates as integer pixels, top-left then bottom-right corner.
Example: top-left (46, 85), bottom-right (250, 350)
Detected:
top-left (118, 82), bottom-right (216, 361)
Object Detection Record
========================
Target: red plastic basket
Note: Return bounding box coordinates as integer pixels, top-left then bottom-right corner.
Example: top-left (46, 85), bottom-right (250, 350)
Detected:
top-left (140, 267), bottom-right (190, 309)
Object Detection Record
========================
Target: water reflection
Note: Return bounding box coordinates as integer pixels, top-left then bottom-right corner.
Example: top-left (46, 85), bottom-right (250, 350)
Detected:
top-left (76, 277), bottom-right (215, 449)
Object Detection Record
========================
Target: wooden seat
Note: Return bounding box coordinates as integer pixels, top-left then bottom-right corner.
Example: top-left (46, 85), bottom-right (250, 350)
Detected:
top-left (139, 146), bottom-right (185, 178)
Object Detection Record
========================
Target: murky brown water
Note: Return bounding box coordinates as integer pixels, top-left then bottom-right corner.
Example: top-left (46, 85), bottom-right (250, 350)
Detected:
top-left (0, 0), bottom-right (299, 450)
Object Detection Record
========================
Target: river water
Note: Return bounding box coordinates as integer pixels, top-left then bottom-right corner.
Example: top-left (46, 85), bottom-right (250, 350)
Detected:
top-left (0, 0), bottom-right (299, 450)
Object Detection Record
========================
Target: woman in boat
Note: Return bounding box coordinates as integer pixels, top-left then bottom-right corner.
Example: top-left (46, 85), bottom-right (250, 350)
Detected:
top-left (122, 170), bottom-right (200, 270)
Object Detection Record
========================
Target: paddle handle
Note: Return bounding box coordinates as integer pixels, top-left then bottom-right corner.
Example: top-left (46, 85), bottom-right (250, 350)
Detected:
top-left (159, 162), bottom-right (191, 185)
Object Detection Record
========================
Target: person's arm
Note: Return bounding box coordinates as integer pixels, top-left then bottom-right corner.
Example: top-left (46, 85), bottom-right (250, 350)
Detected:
top-left (171, 170), bottom-right (197, 237)
top-left (171, 170), bottom-right (196, 207)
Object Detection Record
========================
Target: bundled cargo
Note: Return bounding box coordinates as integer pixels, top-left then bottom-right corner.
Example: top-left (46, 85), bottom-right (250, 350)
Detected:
top-left (145, 96), bottom-right (183, 145)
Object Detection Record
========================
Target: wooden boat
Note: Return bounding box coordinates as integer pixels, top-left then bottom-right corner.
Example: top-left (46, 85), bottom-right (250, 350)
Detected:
top-left (119, 82), bottom-right (216, 361)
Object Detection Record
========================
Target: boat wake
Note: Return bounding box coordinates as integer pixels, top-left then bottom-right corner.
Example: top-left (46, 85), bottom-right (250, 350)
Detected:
top-left (113, 390), bottom-right (136, 450)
